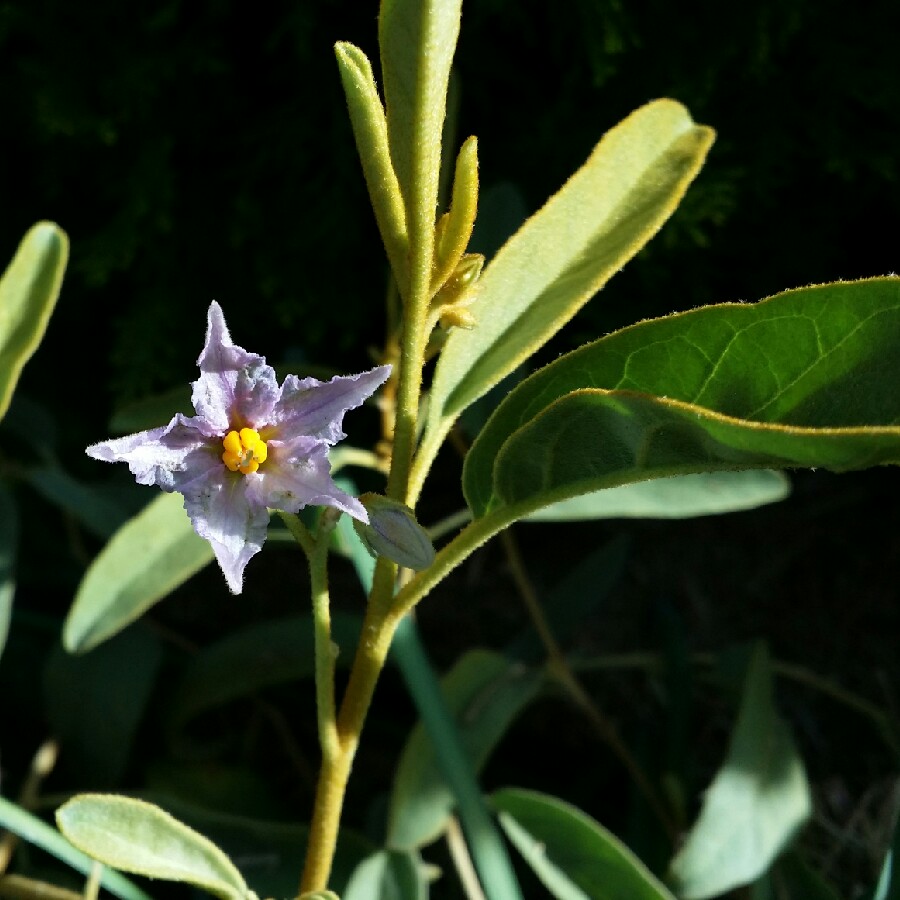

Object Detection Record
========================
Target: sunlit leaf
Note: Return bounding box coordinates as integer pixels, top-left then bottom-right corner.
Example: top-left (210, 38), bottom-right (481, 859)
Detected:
top-left (0, 222), bottom-right (68, 422)
top-left (492, 788), bottom-right (677, 900)
top-left (0, 796), bottom-right (151, 900)
top-left (387, 650), bottom-right (545, 849)
top-left (668, 644), bottom-right (812, 898)
top-left (56, 795), bottom-right (253, 900)
top-left (344, 849), bottom-right (428, 900)
top-left (64, 491), bottom-right (213, 653)
top-left (526, 470), bottom-right (789, 521)
top-left (464, 278), bottom-right (900, 518)
top-left (418, 99), bottom-right (714, 485)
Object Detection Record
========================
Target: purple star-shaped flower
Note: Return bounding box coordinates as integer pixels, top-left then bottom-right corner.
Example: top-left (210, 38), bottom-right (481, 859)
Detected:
top-left (87, 301), bottom-right (391, 593)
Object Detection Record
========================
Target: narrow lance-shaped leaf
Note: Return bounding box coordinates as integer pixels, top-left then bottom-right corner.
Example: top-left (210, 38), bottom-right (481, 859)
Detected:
top-left (64, 491), bottom-right (214, 653)
top-left (56, 795), bottom-right (254, 900)
top-left (491, 788), bottom-right (678, 900)
top-left (379, 0), bottom-right (462, 261)
top-left (416, 100), bottom-right (714, 488)
top-left (432, 135), bottom-right (479, 292)
top-left (464, 277), bottom-right (900, 518)
top-left (0, 222), bottom-right (68, 422)
top-left (668, 644), bottom-right (812, 898)
top-left (335, 41), bottom-right (408, 286)
top-left (0, 481), bottom-right (16, 658)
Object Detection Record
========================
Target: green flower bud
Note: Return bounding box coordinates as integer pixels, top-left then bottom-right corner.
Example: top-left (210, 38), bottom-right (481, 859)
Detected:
top-left (354, 494), bottom-right (436, 570)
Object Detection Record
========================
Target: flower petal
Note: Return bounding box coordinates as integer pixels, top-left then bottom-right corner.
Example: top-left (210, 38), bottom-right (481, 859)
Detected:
top-left (191, 301), bottom-right (280, 431)
top-left (247, 437), bottom-right (368, 521)
top-left (183, 472), bottom-right (269, 593)
top-left (272, 365), bottom-right (391, 444)
top-left (86, 414), bottom-right (221, 492)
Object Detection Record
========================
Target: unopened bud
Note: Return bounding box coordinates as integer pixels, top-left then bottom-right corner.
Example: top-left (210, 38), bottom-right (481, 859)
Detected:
top-left (354, 494), bottom-right (436, 570)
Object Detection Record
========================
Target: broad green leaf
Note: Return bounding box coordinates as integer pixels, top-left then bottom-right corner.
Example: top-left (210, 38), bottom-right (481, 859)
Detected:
top-left (379, 0), bottom-right (462, 259)
top-left (0, 481), bottom-right (17, 658)
top-left (417, 100), bottom-right (715, 485)
top-left (387, 649), bottom-right (545, 849)
top-left (335, 41), bottom-right (408, 283)
top-left (491, 788), bottom-right (677, 900)
top-left (344, 849), bottom-right (428, 900)
top-left (668, 644), bottom-right (812, 898)
top-left (464, 277), bottom-right (900, 518)
top-left (526, 470), bottom-right (789, 521)
top-left (64, 491), bottom-right (214, 653)
top-left (56, 795), bottom-right (253, 900)
top-left (0, 796), bottom-right (151, 900)
top-left (0, 222), bottom-right (68, 422)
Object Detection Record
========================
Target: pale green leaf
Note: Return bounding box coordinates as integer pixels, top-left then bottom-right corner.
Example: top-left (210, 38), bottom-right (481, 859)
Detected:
top-left (56, 794), bottom-right (252, 900)
top-left (0, 222), bottom-right (68, 422)
top-left (417, 99), bottom-right (714, 487)
top-left (668, 644), bottom-right (812, 898)
top-left (0, 795), bottom-right (151, 900)
top-left (0, 480), bottom-right (16, 658)
top-left (335, 41), bottom-right (408, 282)
top-left (64, 491), bottom-right (214, 653)
top-left (387, 649), bottom-right (545, 850)
top-left (492, 788), bottom-right (677, 900)
top-left (344, 849), bottom-right (427, 900)
top-left (526, 470), bottom-right (789, 521)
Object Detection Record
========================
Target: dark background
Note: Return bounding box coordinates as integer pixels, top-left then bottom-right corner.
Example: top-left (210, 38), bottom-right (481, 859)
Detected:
top-left (1, 1), bottom-right (898, 897)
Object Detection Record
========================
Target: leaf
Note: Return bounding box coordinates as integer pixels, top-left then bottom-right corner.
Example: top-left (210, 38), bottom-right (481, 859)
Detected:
top-left (491, 788), bottom-right (677, 900)
top-left (167, 612), bottom-right (362, 738)
top-left (56, 795), bottom-right (253, 900)
top-left (668, 644), bottom-right (812, 898)
top-left (379, 0), bottom-right (462, 257)
top-left (344, 849), bottom-right (428, 900)
top-left (870, 795), bottom-right (900, 900)
top-left (0, 796), bottom-right (152, 900)
top-left (64, 491), bottom-right (214, 653)
top-left (526, 470), bottom-right (789, 521)
top-left (464, 277), bottom-right (900, 518)
top-left (0, 222), bottom-right (69, 422)
top-left (335, 41), bottom-right (408, 283)
top-left (387, 649), bottom-right (545, 850)
top-left (43, 627), bottom-right (163, 786)
top-left (418, 100), bottom-right (715, 481)
top-left (0, 480), bottom-right (17, 658)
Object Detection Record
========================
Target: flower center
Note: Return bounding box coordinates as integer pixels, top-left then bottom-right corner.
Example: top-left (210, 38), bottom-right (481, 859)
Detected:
top-left (222, 428), bottom-right (268, 475)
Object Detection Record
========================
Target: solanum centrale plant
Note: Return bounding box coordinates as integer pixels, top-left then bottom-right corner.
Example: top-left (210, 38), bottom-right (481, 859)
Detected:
top-left (0, 1), bottom-right (889, 899)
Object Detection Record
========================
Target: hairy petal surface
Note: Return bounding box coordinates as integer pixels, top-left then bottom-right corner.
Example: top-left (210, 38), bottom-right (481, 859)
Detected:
top-left (273, 366), bottom-right (391, 444)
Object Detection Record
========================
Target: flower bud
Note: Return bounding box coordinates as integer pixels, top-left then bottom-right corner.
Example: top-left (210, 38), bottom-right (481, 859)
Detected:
top-left (353, 494), bottom-right (436, 570)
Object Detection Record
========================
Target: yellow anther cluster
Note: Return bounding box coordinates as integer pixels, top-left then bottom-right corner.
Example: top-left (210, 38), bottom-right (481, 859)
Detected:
top-left (222, 428), bottom-right (268, 475)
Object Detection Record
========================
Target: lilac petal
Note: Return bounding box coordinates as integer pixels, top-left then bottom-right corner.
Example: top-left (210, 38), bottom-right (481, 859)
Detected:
top-left (191, 301), bottom-right (280, 431)
top-left (182, 472), bottom-right (269, 594)
top-left (272, 365), bottom-right (391, 444)
top-left (247, 437), bottom-right (368, 521)
top-left (86, 414), bottom-right (221, 492)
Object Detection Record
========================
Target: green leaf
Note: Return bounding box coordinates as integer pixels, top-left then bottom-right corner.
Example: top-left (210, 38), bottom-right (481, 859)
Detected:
top-left (491, 788), bottom-right (677, 900)
top-left (0, 480), bottom-right (17, 658)
top-left (464, 277), bottom-right (900, 518)
top-left (335, 41), bottom-right (408, 283)
top-left (0, 222), bottom-right (69, 422)
top-left (870, 798), bottom-right (900, 900)
top-left (56, 795), bottom-right (253, 900)
top-left (668, 644), bottom-right (812, 898)
top-left (167, 613), bottom-right (362, 738)
top-left (379, 0), bottom-right (462, 256)
top-left (344, 849), bottom-right (428, 900)
top-left (526, 470), bottom-right (789, 521)
top-left (418, 99), bottom-right (714, 481)
top-left (387, 649), bottom-right (545, 849)
top-left (64, 491), bottom-right (214, 653)
top-left (0, 796), bottom-right (151, 900)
